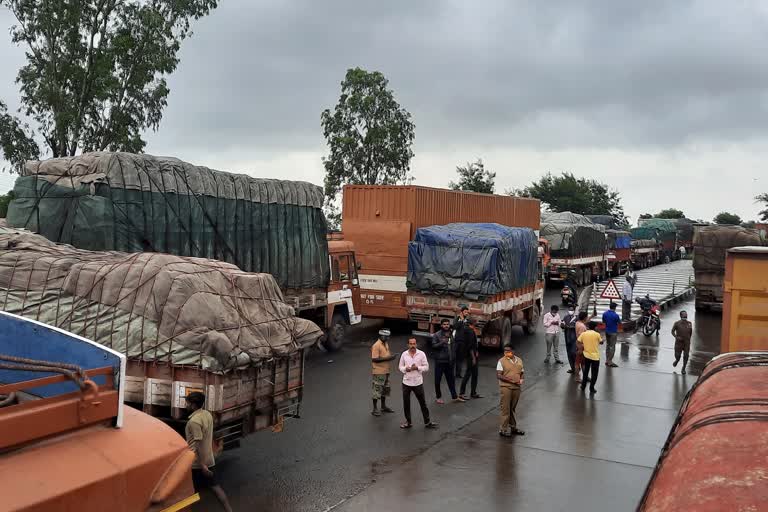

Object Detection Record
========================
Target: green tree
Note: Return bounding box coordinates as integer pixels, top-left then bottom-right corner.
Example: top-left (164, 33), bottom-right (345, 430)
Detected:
top-left (756, 193), bottom-right (768, 222)
top-left (714, 212), bottom-right (742, 225)
top-left (514, 172), bottom-right (627, 226)
top-left (639, 213), bottom-right (653, 220)
top-left (0, 0), bottom-right (218, 172)
top-left (656, 208), bottom-right (685, 219)
top-left (449, 159), bottom-right (495, 194)
top-left (0, 190), bottom-right (15, 218)
top-left (321, 67), bottom-right (415, 228)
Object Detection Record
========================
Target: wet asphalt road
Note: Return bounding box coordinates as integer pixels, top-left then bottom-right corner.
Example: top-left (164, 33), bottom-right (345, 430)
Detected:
top-left (195, 289), bottom-right (721, 512)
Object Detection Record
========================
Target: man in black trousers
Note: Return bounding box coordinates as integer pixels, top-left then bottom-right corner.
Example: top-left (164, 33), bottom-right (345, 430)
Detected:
top-left (459, 317), bottom-right (483, 400)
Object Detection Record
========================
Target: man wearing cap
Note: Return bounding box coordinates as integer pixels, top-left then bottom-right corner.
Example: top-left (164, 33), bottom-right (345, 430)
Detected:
top-left (497, 345), bottom-right (525, 437)
top-left (371, 329), bottom-right (397, 416)
top-left (671, 311), bottom-right (693, 374)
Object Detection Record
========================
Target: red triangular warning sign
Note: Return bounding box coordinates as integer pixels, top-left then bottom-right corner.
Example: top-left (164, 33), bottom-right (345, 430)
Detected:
top-left (600, 279), bottom-right (621, 299)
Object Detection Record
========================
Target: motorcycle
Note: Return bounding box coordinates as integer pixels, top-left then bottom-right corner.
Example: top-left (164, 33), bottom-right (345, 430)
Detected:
top-left (636, 300), bottom-right (661, 336)
top-left (561, 284), bottom-right (577, 307)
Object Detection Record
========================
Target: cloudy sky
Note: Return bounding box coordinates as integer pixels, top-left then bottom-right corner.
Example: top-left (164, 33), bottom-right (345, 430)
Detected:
top-left (1, 0), bottom-right (767, 223)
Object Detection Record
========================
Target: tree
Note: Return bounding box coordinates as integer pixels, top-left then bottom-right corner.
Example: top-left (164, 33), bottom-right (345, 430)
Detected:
top-left (756, 193), bottom-right (768, 222)
top-left (656, 208), bottom-right (685, 219)
top-left (449, 159), bottom-right (495, 194)
top-left (514, 172), bottom-right (627, 226)
top-left (714, 212), bottom-right (742, 225)
top-left (639, 213), bottom-right (653, 220)
top-left (0, 0), bottom-right (218, 172)
top-left (321, 67), bottom-right (415, 228)
top-left (0, 190), bottom-right (15, 218)
top-left (742, 220), bottom-right (757, 229)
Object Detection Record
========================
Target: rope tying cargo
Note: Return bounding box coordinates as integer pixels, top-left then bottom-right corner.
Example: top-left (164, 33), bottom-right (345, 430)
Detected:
top-left (0, 354), bottom-right (94, 391)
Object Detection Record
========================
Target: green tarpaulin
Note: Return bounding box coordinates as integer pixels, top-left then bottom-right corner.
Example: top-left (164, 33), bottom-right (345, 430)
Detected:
top-left (6, 152), bottom-right (330, 290)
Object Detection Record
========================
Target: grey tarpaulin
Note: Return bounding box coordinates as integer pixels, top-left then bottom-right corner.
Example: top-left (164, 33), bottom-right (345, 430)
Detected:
top-left (0, 227), bottom-right (322, 371)
top-left (6, 152), bottom-right (329, 290)
top-left (540, 212), bottom-right (606, 257)
top-left (693, 225), bottom-right (766, 272)
top-left (406, 223), bottom-right (538, 300)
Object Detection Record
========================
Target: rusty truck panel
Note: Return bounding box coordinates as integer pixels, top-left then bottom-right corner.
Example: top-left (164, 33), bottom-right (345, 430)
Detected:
top-left (342, 185), bottom-right (541, 232)
top-left (639, 352), bottom-right (768, 511)
top-left (721, 247), bottom-right (768, 353)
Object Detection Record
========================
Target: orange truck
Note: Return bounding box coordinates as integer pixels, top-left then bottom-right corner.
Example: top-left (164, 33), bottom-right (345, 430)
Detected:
top-left (339, 185), bottom-right (543, 348)
top-left (720, 246), bottom-right (768, 353)
top-left (1, 312), bottom-right (199, 511)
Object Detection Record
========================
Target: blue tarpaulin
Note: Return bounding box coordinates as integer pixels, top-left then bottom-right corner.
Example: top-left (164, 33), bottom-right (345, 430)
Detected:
top-left (407, 223), bottom-right (538, 299)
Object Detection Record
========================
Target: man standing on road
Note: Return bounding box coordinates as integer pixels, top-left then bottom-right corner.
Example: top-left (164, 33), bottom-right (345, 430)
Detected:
top-left (574, 311), bottom-right (589, 383)
top-left (453, 305), bottom-right (470, 379)
top-left (622, 274), bottom-right (634, 322)
top-left (399, 337), bottom-right (439, 429)
top-left (497, 345), bottom-right (525, 437)
top-left (459, 317), bottom-right (483, 400)
top-left (602, 302), bottom-right (621, 368)
top-left (578, 321), bottom-right (603, 394)
top-left (671, 311), bottom-right (693, 374)
top-left (561, 306), bottom-right (578, 374)
top-left (432, 319), bottom-right (465, 404)
top-left (371, 329), bottom-right (397, 417)
top-left (185, 392), bottom-right (233, 512)
top-left (542, 305), bottom-right (564, 364)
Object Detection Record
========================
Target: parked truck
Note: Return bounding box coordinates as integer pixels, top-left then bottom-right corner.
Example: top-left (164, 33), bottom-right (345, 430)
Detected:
top-left (406, 223), bottom-right (542, 348)
top-left (541, 212), bottom-right (608, 286)
top-left (6, 152), bottom-right (361, 351)
top-left (338, 185), bottom-right (543, 346)
top-left (1, 311), bottom-right (200, 511)
top-left (630, 238), bottom-right (661, 269)
top-left (0, 227), bottom-right (322, 451)
top-left (720, 246), bottom-right (768, 353)
top-left (693, 225), bottom-right (765, 312)
top-left (605, 229), bottom-right (631, 276)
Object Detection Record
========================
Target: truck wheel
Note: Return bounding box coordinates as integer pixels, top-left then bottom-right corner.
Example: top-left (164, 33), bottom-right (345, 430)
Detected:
top-left (523, 306), bottom-right (540, 335)
top-left (324, 314), bottom-right (347, 351)
top-left (501, 317), bottom-right (513, 348)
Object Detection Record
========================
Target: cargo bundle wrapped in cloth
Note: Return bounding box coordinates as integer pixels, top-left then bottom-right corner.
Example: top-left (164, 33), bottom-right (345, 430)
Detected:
top-left (6, 152), bottom-right (329, 290)
top-left (540, 212), bottom-right (607, 285)
top-left (0, 227), bottom-right (321, 445)
top-left (407, 223), bottom-right (538, 300)
top-left (406, 222), bottom-right (542, 348)
top-left (693, 225), bottom-right (766, 312)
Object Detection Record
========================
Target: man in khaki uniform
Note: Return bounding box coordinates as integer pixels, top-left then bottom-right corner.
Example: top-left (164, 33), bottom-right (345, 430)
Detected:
top-left (185, 391), bottom-right (233, 512)
top-left (497, 345), bottom-right (525, 437)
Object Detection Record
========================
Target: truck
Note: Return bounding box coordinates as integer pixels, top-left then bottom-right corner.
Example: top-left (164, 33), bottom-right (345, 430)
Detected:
top-left (406, 223), bottom-right (543, 348)
top-left (5, 152), bottom-right (361, 351)
top-left (0, 226), bottom-right (321, 451)
top-left (638, 351), bottom-right (768, 511)
top-left (693, 225), bottom-right (765, 312)
top-left (630, 238), bottom-right (661, 269)
top-left (720, 246), bottom-right (768, 353)
top-left (540, 212), bottom-right (608, 286)
top-left (338, 185), bottom-right (543, 345)
top-left (605, 229), bottom-right (631, 276)
top-left (1, 311), bottom-right (200, 511)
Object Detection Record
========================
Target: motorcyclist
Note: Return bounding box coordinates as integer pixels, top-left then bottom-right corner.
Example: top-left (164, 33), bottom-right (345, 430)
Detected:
top-left (636, 294), bottom-right (660, 334)
top-left (561, 269), bottom-right (578, 306)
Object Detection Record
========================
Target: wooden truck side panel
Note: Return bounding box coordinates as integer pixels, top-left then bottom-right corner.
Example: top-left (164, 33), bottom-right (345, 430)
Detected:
top-left (721, 247), bottom-right (768, 353)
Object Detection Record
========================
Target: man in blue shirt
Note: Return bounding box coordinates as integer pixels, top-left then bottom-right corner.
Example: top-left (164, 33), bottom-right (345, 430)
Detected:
top-left (602, 302), bottom-right (621, 368)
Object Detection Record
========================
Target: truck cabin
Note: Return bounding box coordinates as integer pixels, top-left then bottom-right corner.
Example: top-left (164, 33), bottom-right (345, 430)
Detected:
top-left (328, 240), bottom-right (359, 288)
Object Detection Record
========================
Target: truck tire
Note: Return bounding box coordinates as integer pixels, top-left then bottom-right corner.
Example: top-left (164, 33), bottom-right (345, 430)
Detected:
top-left (501, 316), bottom-right (513, 348)
top-left (522, 305), bottom-right (540, 335)
top-left (324, 313), bottom-right (347, 351)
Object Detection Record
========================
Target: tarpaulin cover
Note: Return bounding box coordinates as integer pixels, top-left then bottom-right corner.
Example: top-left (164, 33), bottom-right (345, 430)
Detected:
top-left (693, 226), bottom-right (766, 272)
top-left (631, 226), bottom-right (672, 242)
top-left (6, 152), bottom-right (329, 290)
top-left (641, 218), bottom-right (678, 233)
top-left (587, 215), bottom-right (623, 230)
top-left (606, 230), bottom-right (631, 250)
top-left (406, 223), bottom-right (538, 299)
top-left (631, 239), bottom-right (658, 249)
top-left (540, 212), bottom-right (606, 257)
top-left (672, 218), bottom-right (695, 243)
top-left (0, 227), bottom-right (322, 371)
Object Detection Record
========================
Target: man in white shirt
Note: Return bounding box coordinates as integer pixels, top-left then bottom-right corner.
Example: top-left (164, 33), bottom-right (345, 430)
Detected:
top-left (622, 274), bottom-right (634, 321)
top-left (542, 305), bottom-right (564, 364)
top-left (399, 337), bottom-right (438, 429)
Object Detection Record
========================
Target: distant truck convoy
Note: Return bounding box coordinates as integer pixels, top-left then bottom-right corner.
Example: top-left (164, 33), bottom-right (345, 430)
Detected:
top-left (0, 311), bottom-right (200, 512)
top-left (5, 152), bottom-right (361, 351)
top-left (338, 185), bottom-right (543, 348)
